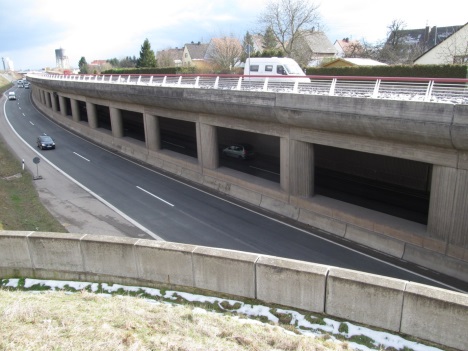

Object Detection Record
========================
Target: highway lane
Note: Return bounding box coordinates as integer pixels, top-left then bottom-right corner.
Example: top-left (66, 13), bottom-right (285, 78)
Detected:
top-left (3, 87), bottom-right (466, 292)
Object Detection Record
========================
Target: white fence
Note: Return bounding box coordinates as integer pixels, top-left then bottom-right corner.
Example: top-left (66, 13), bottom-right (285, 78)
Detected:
top-left (35, 73), bottom-right (468, 105)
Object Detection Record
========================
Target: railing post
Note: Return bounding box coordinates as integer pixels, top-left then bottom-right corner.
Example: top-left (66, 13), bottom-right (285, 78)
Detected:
top-left (236, 77), bottom-right (242, 90)
top-left (329, 78), bottom-right (337, 96)
top-left (263, 78), bottom-right (269, 91)
top-left (149, 76), bottom-right (153, 85)
top-left (372, 79), bottom-right (381, 98)
top-left (214, 76), bottom-right (219, 89)
top-left (162, 76), bottom-right (167, 86)
top-left (177, 76), bottom-right (182, 86)
top-left (94, 75), bottom-right (98, 81)
top-left (195, 76), bottom-right (200, 88)
top-left (425, 80), bottom-right (434, 102)
top-left (126, 76), bottom-right (131, 83)
top-left (293, 80), bottom-right (299, 93)
top-left (137, 76), bottom-right (142, 85)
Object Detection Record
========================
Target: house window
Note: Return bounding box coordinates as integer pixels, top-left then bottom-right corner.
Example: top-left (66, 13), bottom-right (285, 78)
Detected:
top-left (265, 65), bottom-right (273, 72)
top-left (250, 65), bottom-right (259, 72)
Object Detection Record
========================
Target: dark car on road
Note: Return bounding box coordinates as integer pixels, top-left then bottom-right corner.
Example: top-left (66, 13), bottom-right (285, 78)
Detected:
top-left (222, 143), bottom-right (255, 159)
top-left (37, 135), bottom-right (56, 150)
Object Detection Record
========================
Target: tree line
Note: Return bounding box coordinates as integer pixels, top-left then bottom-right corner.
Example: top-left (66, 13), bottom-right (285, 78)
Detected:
top-left (77, 0), bottom-right (462, 74)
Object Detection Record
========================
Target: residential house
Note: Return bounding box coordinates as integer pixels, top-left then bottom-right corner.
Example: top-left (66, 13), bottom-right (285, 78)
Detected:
top-left (381, 24), bottom-right (464, 64)
top-left (156, 47), bottom-right (184, 67)
top-left (88, 60), bottom-right (111, 73)
top-left (291, 30), bottom-right (337, 67)
top-left (387, 25), bottom-right (463, 54)
top-left (182, 42), bottom-right (209, 67)
top-left (334, 38), bottom-right (364, 58)
top-left (321, 58), bottom-right (387, 68)
top-left (414, 23), bottom-right (468, 64)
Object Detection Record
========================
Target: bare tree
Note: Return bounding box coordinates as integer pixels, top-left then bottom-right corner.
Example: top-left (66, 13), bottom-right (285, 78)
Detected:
top-left (258, 0), bottom-right (321, 56)
top-left (386, 19), bottom-right (407, 47)
top-left (377, 19), bottom-right (426, 64)
top-left (206, 36), bottom-right (243, 72)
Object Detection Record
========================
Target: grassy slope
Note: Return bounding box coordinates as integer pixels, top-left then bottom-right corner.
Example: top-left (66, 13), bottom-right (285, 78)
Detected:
top-left (0, 288), bottom-right (350, 351)
top-left (0, 74), bottom-right (66, 232)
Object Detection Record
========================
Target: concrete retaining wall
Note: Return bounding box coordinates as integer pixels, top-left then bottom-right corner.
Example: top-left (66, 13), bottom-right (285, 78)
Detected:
top-left (0, 231), bottom-right (466, 350)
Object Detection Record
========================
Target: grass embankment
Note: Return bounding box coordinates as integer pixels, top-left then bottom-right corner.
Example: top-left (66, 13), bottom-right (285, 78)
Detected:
top-left (0, 73), bottom-right (66, 232)
top-left (0, 137), bottom-right (66, 232)
top-left (0, 286), bottom-right (351, 351)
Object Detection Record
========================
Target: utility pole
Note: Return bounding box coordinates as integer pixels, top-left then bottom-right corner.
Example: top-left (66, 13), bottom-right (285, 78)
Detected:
top-left (1, 57), bottom-right (5, 71)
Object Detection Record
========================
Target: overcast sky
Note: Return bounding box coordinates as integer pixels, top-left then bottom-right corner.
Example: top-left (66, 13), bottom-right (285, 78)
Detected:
top-left (1, 0), bottom-right (466, 70)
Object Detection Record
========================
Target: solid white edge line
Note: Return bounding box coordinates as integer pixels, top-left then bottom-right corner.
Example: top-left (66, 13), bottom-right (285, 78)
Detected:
top-left (8, 92), bottom-right (465, 293)
top-left (2, 101), bottom-right (163, 241)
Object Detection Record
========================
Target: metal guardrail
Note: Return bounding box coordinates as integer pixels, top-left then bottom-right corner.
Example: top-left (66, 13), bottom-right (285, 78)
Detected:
top-left (34, 73), bottom-right (468, 105)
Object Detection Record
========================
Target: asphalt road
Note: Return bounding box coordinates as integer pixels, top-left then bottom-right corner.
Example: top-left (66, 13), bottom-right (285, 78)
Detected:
top-left (1, 84), bottom-right (467, 292)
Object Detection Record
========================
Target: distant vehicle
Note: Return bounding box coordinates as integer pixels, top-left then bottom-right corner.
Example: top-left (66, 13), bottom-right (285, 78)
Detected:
top-left (24, 82), bottom-right (30, 89)
top-left (222, 144), bottom-right (254, 159)
top-left (8, 92), bottom-right (16, 100)
top-left (37, 135), bottom-right (56, 150)
top-left (244, 57), bottom-right (309, 82)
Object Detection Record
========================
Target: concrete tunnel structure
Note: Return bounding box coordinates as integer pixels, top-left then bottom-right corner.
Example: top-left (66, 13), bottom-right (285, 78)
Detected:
top-left (25, 74), bottom-right (468, 283)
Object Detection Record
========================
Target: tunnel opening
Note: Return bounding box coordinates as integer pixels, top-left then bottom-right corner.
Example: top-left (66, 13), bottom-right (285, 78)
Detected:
top-left (158, 117), bottom-right (197, 158)
top-left (314, 145), bottom-right (431, 224)
top-left (64, 97), bottom-right (72, 117)
top-left (122, 110), bottom-right (145, 142)
top-left (95, 104), bottom-right (111, 131)
top-left (218, 128), bottom-right (280, 183)
top-left (77, 101), bottom-right (88, 122)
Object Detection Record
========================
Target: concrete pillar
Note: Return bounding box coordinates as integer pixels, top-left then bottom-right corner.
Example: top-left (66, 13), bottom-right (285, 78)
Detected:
top-left (110, 107), bottom-right (123, 138)
top-left (40, 90), bottom-right (45, 105)
top-left (58, 95), bottom-right (67, 116)
top-left (448, 169), bottom-right (468, 257)
top-left (280, 138), bottom-right (290, 192)
top-left (428, 166), bottom-right (468, 252)
top-left (199, 123), bottom-right (218, 169)
top-left (143, 113), bottom-right (161, 151)
top-left (287, 139), bottom-right (314, 197)
top-left (427, 165), bottom-right (457, 242)
top-left (70, 99), bottom-right (80, 122)
top-left (86, 102), bottom-right (98, 129)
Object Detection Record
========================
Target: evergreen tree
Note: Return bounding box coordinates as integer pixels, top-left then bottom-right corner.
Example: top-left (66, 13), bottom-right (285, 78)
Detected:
top-left (136, 39), bottom-right (157, 68)
top-left (263, 26), bottom-right (278, 50)
top-left (78, 57), bottom-right (88, 74)
top-left (241, 31), bottom-right (256, 61)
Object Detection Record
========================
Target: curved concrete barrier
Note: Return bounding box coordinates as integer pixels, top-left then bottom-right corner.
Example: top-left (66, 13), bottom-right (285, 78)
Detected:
top-left (0, 231), bottom-right (466, 350)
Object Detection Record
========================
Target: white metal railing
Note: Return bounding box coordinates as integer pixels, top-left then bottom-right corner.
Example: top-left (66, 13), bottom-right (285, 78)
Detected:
top-left (31, 73), bottom-right (468, 105)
